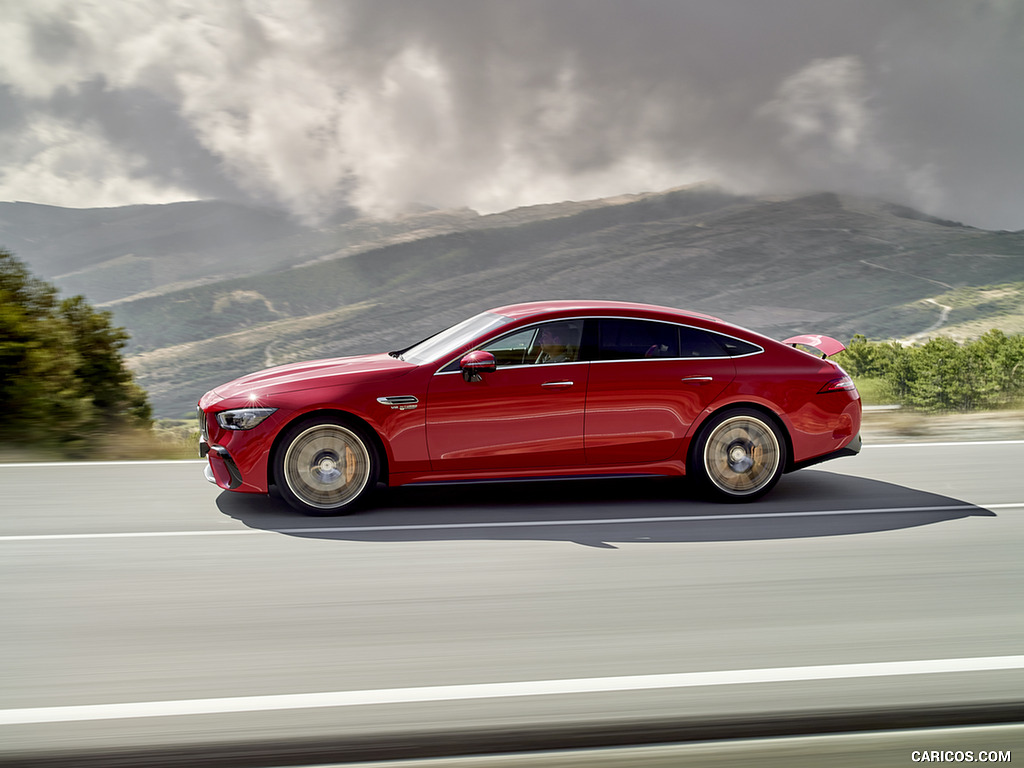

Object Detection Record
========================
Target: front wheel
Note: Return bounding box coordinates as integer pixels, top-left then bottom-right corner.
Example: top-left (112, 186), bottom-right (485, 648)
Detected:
top-left (691, 408), bottom-right (786, 501)
top-left (274, 418), bottom-right (379, 515)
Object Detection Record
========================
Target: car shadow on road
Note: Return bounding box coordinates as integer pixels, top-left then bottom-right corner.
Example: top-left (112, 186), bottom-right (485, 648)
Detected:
top-left (216, 470), bottom-right (995, 548)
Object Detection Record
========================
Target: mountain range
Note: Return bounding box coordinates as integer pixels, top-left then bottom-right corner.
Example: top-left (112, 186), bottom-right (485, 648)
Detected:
top-left (3, 186), bottom-right (1022, 418)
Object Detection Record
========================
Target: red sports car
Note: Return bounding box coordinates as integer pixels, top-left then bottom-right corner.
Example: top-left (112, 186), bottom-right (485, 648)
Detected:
top-left (198, 301), bottom-right (861, 514)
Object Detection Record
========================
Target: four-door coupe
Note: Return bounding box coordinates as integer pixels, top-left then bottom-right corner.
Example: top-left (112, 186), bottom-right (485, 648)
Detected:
top-left (198, 301), bottom-right (861, 514)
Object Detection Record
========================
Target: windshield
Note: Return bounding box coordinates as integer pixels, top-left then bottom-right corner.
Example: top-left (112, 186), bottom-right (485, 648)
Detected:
top-left (400, 311), bottom-right (512, 365)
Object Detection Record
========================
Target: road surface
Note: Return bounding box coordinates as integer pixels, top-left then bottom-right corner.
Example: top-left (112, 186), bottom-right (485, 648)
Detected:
top-left (1, 441), bottom-right (1022, 763)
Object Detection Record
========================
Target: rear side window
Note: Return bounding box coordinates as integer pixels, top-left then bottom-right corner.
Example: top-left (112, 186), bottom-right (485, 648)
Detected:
top-left (715, 335), bottom-right (761, 356)
top-left (679, 326), bottom-right (732, 357)
top-left (591, 318), bottom-right (761, 360)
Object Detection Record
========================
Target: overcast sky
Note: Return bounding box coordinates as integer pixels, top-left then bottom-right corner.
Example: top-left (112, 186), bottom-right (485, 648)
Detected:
top-left (1, 0), bottom-right (1021, 229)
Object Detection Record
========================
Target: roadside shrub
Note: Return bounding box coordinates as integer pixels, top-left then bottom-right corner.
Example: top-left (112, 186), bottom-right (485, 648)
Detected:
top-left (0, 249), bottom-right (152, 455)
top-left (834, 331), bottom-right (1024, 412)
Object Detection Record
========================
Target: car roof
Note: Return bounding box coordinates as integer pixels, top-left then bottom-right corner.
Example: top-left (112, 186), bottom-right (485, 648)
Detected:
top-left (488, 300), bottom-right (724, 324)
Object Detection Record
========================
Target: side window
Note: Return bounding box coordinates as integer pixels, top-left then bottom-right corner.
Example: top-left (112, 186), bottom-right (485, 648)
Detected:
top-left (481, 320), bottom-right (584, 366)
top-left (679, 326), bottom-right (731, 357)
top-left (713, 334), bottom-right (761, 357)
top-left (481, 327), bottom-right (537, 367)
top-left (592, 320), bottom-right (757, 360)
top-left (596, 319), bottom-right (680, 360)
top-left (527, 321), bottom-right (583, 364)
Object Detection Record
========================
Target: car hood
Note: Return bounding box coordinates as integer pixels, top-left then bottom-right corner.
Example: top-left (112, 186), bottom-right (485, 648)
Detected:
top-left (208, 353), bottom-right (415, 401)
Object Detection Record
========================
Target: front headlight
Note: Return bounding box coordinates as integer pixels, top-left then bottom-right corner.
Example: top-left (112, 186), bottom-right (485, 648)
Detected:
top-left (215, 407), bottom-right (278, 430)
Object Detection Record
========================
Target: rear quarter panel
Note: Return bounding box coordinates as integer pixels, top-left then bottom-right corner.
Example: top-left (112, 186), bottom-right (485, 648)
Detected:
top-left (686, 342), bottom-right (861, 467)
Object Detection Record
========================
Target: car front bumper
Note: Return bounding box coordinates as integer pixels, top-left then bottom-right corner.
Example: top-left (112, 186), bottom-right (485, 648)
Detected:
top-left (199, 434), bottom-right (244, 490)
top-left (202, 444), bottom-right (244, 493)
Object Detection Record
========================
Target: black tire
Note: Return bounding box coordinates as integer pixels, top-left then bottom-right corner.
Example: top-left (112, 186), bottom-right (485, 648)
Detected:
top-left (691, 408), bottom-right (786, 502)
top-left (274, 417), bottom-right (379, 516)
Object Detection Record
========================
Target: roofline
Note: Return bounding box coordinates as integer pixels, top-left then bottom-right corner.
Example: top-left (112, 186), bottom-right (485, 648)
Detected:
top-left (488, 300), bottom-right (723, 324)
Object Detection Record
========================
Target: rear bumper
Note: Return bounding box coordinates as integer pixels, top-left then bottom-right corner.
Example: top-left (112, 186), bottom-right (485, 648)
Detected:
top-left (789, 431), bottom-right (862, 472)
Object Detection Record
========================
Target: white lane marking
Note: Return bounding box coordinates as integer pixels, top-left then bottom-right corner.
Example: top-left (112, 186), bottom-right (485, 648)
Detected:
top-left (0, 530), bottom-right (265, 541)
top-left (2, 655), bottom-right (1022, 725)
top-left (1, 503), bottom-right (1020, 542)
top-left (868, 440), bottom-right (1024, 448)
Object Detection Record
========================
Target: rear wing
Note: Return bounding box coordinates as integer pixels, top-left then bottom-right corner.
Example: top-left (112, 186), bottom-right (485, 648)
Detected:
top-left (782, 334), bottom-right (846, 359)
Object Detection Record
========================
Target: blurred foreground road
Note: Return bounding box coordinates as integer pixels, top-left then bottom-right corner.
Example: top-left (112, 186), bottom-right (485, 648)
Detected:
top-left (1, 441), bottom-right (1023, 764)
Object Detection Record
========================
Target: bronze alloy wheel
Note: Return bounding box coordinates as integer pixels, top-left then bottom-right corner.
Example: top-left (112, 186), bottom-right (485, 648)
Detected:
top-left (277, 420), bottom-right (376, 515)
top-left (696, 409), bottom-right (786, 500)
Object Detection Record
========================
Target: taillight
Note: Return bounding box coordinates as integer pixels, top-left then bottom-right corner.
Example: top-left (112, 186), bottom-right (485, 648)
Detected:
top-left (818, 374), bottom-right (857, 394)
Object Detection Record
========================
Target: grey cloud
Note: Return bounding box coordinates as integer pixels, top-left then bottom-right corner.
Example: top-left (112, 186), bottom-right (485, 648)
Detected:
top-left (0, 0), bottom-right (1021, 229)
top-left (46, 78), bottom-right (250, 203)
top-left (28, 17), bottom-right (86, 64)
top-left (0, 85), bottom-right (26, 132)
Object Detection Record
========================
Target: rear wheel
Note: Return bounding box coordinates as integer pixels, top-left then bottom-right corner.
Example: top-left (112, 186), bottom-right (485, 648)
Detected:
top-left (274, 418), bottom-right (379, 515)
top-left (692, 408), bottom-right (786, 501)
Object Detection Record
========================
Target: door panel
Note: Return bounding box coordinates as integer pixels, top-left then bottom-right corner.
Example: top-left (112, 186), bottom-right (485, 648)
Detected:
top-left (583, 318), bottom-right (737, 465)
top-left (584, 359), bottom-right (735, 465)
top-left (426, 364), bottom-right (589, 471)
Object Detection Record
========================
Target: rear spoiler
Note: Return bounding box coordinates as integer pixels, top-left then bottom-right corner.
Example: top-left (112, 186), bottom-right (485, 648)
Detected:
top-left (782, 334), bottom-right (846, 359)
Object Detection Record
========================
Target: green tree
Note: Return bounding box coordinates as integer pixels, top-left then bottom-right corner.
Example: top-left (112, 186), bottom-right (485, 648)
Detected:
top-left (834, 334), bottom-right (877, 377)
top-left (0, 249), bottom-right (151, 452)
top-left (974, 329), bottom-right (1024, 402)
top-left (876, 342), bottom-right (914, 403)
top-left (835, 337), bottom-right (907, 391)
top-left (1, 251), bottom-right (87, 445)
top-left (904, 337), bottom-right (983, 411)
top-left (60, 295), bottom-right (152, 429)
top-left (841, 331), bottom-right (1024, 412)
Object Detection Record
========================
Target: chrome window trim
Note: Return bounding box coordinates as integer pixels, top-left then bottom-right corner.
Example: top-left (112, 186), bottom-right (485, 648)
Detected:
top-left (590, 353), bottom-right (753, 364)
top-left (433, 315), bottom-right (764, 375)
top-left (434, 360), bottom-right (590, 376)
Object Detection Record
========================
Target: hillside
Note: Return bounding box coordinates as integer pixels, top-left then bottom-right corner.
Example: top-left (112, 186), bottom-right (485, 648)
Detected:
top-left (4, 188), bottom-right (1023, 417)
top-left (0, 199), bottom-right (478, 304)
top-left (0, 190), bottom-right (711, 306)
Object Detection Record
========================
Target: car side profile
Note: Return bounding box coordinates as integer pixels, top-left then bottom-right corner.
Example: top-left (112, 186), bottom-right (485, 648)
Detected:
top-left (198, 300), bottom-right (861, 514)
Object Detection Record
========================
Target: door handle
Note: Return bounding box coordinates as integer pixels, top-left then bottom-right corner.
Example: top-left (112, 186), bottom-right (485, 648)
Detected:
top-left (681, 376), bottom-right (714, 384)
top-left (542, 380), bottom-right (574, 388)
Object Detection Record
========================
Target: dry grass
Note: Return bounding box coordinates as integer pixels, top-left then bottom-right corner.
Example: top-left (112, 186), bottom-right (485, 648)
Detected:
top-left (0, 422), bottom-right (199, 463)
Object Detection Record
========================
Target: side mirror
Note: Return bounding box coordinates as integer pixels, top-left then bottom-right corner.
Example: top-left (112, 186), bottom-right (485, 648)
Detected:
top-left (460, 350), bottom-right (497, 382)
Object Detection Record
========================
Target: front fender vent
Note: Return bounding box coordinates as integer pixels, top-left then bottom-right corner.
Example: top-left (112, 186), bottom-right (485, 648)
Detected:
top-left (377, 396), bottom-right (419, 410)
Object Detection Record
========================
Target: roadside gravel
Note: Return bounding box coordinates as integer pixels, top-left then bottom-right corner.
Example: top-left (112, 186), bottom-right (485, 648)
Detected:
top-left (861, 408), bottom-right (1024, 443)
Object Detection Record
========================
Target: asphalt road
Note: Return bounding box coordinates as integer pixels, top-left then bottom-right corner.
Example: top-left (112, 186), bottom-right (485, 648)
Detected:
top-left (1, 441), bottom-right (1023, 764)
